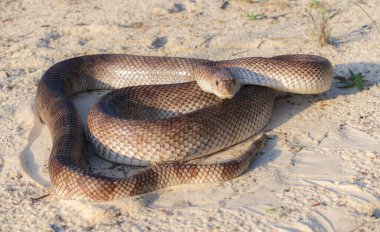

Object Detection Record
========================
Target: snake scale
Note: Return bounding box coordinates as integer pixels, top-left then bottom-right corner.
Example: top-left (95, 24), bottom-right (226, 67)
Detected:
top-left (36, 54), bottom-right (333, 201)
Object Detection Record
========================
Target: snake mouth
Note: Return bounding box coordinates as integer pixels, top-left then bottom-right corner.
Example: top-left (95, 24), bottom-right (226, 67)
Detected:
top-left (197, 85), bottom-right (236, 99)
top-left (214, 92), bottom-right (235, 99)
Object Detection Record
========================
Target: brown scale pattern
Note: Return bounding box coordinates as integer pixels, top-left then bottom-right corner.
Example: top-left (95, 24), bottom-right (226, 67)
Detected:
top-left (36, 54), bottom-right (333, 201)
top-left (88, 82), bottom-right (274, 165)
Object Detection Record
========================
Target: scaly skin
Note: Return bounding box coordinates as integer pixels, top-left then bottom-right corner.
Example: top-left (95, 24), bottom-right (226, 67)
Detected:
top-left (36, 54), bottom-right (333, 201)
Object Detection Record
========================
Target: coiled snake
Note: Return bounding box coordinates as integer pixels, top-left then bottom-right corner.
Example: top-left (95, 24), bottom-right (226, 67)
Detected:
top-left (36, 54), bottom-right (333, 201)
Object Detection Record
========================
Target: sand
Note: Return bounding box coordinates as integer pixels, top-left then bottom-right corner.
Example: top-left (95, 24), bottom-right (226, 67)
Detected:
top-left (1, 0), bottom-right (379, 231)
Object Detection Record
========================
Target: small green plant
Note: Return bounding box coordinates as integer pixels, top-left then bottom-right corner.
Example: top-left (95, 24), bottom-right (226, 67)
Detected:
top-left (309, 0), bottom-right (320, 8)
top-left (247, 13), bottom-right (267, 20)
top-left (336, 69), bottom-right (365, 90)
top-left (307, 1), bottom-right (332, 46)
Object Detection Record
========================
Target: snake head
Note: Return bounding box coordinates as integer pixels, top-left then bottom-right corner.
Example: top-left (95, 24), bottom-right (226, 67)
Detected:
top-left (196, 66), bottom-right (241, 99)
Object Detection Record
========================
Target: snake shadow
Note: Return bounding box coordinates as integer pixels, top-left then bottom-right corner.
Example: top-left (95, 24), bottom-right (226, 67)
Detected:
top-left (136, 62), bottom-right (380, 207)
top-left (248, 62), bottom-right (380, 170)
top-left (117, 62), bottom-right (379, 207)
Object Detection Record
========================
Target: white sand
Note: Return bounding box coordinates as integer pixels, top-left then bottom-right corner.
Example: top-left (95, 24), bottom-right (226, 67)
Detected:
top-left (1, 0), bottom-right (379, 231)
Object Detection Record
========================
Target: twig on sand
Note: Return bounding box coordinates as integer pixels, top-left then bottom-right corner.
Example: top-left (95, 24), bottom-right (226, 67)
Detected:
top-left (31, 193), bottom-right (51, 203)
top-left (352, 1), bottom-right (379, 34)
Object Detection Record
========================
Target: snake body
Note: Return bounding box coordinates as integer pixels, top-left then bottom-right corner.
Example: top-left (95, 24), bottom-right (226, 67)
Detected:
top-left (36, 54), bottom-right (333, 201)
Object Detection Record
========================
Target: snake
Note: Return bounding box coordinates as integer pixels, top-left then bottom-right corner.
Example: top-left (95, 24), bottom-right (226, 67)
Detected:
top-left (36, 54), bottom-right (333, 201)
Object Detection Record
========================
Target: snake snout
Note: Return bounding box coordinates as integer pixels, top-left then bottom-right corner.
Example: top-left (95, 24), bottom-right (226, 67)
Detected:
top-left (215, 69), bottom-right (241, 99)
top-left (215, 78), bottom-right (241, 99)
top-left (200, 66), bottom-right (241, 99)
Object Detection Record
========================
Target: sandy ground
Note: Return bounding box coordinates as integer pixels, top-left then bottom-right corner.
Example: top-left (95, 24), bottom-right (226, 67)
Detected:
top-left (1, 0), bottom-right (380, 231)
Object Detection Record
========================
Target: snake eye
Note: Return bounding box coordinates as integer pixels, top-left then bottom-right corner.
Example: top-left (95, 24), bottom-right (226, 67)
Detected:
top-left (215, 80), bottom-right (219, 86)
